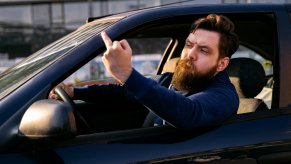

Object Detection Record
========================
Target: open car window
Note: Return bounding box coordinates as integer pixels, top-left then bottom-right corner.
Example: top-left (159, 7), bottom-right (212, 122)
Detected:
top-left (64, 37), bottom-right (171, 85)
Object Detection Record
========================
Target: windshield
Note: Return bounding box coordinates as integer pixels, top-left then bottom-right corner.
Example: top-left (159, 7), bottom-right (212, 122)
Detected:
top-left (0, 17), bottom-right (121, 99)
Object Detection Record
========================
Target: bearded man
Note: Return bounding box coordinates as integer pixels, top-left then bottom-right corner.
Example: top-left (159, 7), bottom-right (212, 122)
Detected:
top-left (50, 14), bottom-right (239, 129)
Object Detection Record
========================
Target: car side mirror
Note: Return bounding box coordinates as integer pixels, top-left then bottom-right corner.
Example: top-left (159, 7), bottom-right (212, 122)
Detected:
top-left (19, 99), bottom-right (77, 140)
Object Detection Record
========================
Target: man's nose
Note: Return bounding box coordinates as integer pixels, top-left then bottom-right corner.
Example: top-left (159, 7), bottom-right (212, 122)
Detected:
top-left (187, 47), bottom-right (197, 60)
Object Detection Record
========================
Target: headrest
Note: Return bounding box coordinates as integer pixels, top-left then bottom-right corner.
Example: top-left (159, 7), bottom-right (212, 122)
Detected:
top-left (226, 58), bottom-right (266, 98)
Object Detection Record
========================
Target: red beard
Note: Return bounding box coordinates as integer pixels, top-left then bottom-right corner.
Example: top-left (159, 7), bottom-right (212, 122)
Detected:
top-left (171, 58), bottom-right (217, 93)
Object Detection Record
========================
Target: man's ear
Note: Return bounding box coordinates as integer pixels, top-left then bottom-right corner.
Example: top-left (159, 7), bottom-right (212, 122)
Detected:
top-left (217, 57), bottom-right (230, 72)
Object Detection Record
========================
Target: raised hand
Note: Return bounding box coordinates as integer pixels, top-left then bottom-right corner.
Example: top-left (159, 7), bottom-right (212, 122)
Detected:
top-left (101, 31), bottom-right (133, 84)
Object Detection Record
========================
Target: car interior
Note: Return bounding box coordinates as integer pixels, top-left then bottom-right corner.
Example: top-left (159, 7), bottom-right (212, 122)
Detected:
top-left (62, 12), bottom-right (276, 136)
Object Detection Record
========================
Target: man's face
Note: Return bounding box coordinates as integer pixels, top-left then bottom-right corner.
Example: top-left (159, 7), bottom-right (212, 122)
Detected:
top-left (172, 29), bottom-right (222, 92)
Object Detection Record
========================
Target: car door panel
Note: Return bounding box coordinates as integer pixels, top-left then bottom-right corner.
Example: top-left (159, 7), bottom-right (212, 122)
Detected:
top-left (47, 113), bottom-right (291, 163)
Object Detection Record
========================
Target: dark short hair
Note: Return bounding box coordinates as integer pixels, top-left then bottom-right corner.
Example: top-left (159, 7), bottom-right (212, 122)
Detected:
top-left (191, 14), bottom-right (239, 58)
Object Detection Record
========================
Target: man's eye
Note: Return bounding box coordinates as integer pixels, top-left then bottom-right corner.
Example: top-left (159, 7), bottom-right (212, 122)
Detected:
top-left (185, 43), bottom-right (192, 48)
top-left (201, 48), bottom-right (209, 54)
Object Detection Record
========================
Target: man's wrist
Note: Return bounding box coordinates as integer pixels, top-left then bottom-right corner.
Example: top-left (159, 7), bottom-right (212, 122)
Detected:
top-left (117, 67), bottom-right (133, 84)
top-left (68, 86), bottom-right (74, 98)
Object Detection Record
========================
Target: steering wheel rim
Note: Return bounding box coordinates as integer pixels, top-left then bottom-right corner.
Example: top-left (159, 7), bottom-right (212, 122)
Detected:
top-left (54, 86), bottom-right (75, 107)
top-left (54, 86), bottom-right (91, 133)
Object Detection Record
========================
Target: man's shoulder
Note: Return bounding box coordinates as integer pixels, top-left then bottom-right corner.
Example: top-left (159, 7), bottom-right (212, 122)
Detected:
top-left (208, 71), bottom-right (236, 92)
top-left (212, 71), bottom-right (231, 84)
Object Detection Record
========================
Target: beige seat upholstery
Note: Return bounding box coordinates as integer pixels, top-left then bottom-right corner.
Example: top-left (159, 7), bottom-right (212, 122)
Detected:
top-left (162, 57), bottom-right (180, 74)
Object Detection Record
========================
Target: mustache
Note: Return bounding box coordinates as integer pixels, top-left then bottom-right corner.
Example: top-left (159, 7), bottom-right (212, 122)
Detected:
top-left (176, 58), bottom-right (195, 73)
top-left (179, 58), bottom-right (192, 66)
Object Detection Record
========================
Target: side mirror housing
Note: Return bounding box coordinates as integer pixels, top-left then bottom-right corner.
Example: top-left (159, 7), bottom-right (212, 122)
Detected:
top-left (19, 99), bottom-right (77, 139)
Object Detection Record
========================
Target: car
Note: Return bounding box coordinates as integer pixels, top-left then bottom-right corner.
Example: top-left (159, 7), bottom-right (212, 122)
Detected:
top-left (0, 2), bottom-right (291, 163)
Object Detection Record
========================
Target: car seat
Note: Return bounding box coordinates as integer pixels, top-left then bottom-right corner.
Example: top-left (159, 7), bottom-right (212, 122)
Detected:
top-left (226, 57), bottom-right (269, 114)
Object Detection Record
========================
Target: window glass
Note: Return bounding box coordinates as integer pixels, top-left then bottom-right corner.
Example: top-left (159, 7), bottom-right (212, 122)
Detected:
top-left (107, 0), bottom-right (155, 14)
top-left (32, 4), bottom-right (50, 28)
top-left (64, 2), bottom-right (89, 29)
top-left (64, 38), bottom-right (171, 85)
top-left (0, 5), bottom-right (32, 25)
top-left (92, 2), bottom-right (102, 16)
top-left (52, 3), bottom-right (64, 28)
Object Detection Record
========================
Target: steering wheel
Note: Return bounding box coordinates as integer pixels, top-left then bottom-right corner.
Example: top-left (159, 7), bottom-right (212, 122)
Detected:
top-left (54, 86), bottom-right (91, 133)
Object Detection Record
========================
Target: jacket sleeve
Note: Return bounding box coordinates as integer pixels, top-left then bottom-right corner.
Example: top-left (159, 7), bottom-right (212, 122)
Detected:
top-left (123, 69), bottom-right (239, 129)
top-left (74, 84), bottom-right (125, 102)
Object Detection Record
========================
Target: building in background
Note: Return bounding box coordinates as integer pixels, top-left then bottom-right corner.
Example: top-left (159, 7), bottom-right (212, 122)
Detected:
top-left (0, 0), bottom-right (289, 72)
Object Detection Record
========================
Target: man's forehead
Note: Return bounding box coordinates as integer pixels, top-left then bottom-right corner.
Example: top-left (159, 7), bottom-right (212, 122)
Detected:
top-left (188, 29), bottom-right (220, 46)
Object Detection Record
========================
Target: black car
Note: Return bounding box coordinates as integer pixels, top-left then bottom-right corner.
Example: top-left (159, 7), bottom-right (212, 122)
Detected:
top-left (1, 3), bottom-right (291, 163)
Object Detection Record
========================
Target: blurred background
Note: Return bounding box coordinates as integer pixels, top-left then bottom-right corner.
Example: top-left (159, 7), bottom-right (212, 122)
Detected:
top-left (0, 0), bottom-right (289, 72)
